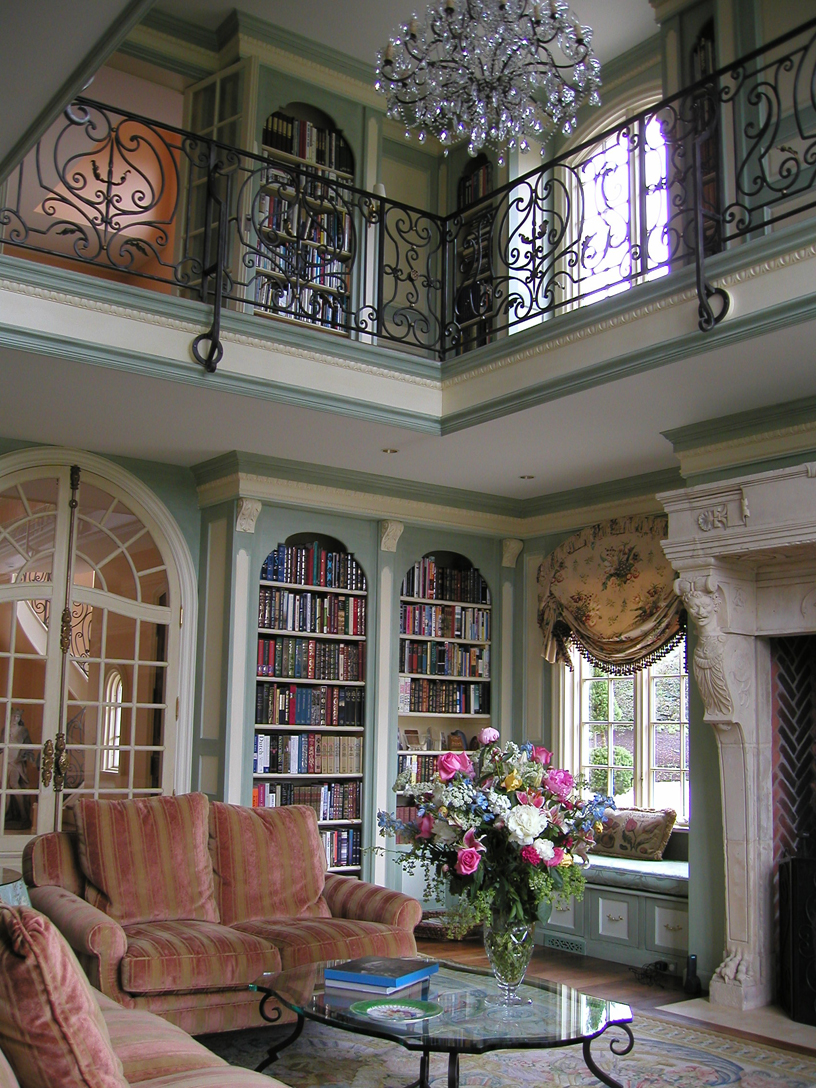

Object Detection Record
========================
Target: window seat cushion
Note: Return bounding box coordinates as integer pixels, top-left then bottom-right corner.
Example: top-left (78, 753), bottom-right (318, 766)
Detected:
top-left (583, 855), bottom-right (689, 898)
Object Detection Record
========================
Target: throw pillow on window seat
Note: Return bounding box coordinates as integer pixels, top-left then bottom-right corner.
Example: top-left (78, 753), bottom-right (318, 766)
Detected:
top-left (590, 807), bottom-right (676, 861)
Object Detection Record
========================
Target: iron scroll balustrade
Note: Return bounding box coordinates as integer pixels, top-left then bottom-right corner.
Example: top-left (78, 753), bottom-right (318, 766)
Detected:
top-left (0, 15), bottom-right (814, 365)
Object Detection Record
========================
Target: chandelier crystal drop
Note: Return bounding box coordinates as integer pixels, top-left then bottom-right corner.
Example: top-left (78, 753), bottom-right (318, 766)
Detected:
top-left (375, 0), bottom-right (602, 160)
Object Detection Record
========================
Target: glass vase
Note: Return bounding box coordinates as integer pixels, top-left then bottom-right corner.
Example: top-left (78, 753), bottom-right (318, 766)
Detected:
top-left (483, 910), bottom-right (536, 1006)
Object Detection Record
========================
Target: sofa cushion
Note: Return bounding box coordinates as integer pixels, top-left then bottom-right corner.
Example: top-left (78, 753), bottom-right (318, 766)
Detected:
top-left (209, 803), bottom-right (330, 925)
top-left (233, 916), bottom-right (417, 969)
top-left (136, 1069), bottom-right (290, 1088)
top-left (75, 793), bottom-right (219, 926)
top-left (0, 905), bottom-right (127, 1088)
top-left (120, 919), bottom-right (280, 995)
top-left (101, 1004), bottom-right (226, 1083)
top-left (590, 807), bottom-right (677, 860)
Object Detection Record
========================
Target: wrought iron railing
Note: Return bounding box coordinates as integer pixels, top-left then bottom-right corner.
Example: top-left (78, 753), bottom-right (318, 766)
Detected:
top-left (1, 17), bottom-right (815, 367)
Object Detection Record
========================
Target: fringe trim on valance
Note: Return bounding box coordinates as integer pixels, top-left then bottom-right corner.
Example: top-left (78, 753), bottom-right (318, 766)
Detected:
top-left (561, 612), bottom-right (688, 675)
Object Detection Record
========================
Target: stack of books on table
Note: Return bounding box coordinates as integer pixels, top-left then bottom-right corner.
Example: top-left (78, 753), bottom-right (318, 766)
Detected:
top-left (323, 957), bottom-right (438, 995)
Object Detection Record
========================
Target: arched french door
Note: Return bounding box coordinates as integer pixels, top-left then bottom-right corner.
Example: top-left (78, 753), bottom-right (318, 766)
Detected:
top-left (0, 456), bottom-right (193, 864)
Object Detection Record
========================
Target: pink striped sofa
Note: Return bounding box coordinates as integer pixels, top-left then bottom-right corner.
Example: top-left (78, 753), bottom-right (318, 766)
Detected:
top-left (0, 903), bottom-right (286, 1088)
top-left (22, 794), bottom-right (421, 1036)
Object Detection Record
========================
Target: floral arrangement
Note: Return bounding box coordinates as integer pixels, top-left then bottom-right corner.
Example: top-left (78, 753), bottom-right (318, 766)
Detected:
top-left (379, 728), bottom-right (612, 932)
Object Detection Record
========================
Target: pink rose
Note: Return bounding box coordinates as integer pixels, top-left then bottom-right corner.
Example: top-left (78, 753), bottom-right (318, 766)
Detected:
top-left (463, 828), bottom-right (485, 852)
top-left (455, 847), bottom-right (482, 875)
top-left (437, 751), bottom-right (475, 781)
top-left (478, 726), bottom-right (500, 746)
top-left (520, 845), bottom-right (541, 866)
top-left (531, 745), bottom-right (553, 766)
top-left (416, 814), bottom-right (434, 839)
top-left (544, 768), bottom-right (574, 800)
top-left (544, 847), bottom-right (565, 868)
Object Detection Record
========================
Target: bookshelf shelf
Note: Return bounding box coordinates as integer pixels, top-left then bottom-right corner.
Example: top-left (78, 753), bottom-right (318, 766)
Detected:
top-left (397, 553), bottom-right (492, 724)
top-left (254, 537), bottom-right (367, 872)
top-left (259, 628), bottom-right (366, 642)
top-left (255, 105), bottom-right (355, 338)
top-left (398, 712), bottom-right (491, 719)
top-left (260, 580), bottom-right (367, 596)
top-left (399, 673), bottom-right (489, 682)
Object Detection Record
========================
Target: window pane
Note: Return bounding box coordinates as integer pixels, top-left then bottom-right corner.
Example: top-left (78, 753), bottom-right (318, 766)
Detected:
top-left (586, 679), bottom-right (609, 721)
top-left (654, 675), bottom-right (681, 721)
top-left (653, 769), bottom-right (684, 812)
top-left (654, 722), bottom-right (682, 768)
top-left (0, 479), bottom-right (59, 584)
top-left (191, 83), bottom-right (216, 133)
top-left (611, 677), bottom-right (633, 722)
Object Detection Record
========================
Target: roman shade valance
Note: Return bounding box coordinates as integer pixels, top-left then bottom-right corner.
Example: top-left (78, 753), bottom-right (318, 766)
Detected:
top-left (536, 515), bottom-right (684, 673)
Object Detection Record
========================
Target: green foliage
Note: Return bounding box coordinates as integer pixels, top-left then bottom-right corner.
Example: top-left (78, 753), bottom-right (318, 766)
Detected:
top-left (589, 745), bottom-right (634, 795)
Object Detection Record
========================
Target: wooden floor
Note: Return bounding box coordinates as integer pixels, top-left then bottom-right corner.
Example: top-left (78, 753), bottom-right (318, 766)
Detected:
top-left (416, 936), bottom-right (688, 1013)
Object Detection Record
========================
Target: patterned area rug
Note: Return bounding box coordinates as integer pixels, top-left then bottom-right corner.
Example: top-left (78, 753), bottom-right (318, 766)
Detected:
top-left (202, 1014), bottom-right (816, 1087)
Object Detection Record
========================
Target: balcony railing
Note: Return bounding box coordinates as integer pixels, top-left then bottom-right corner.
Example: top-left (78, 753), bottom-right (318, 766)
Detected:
top-left (1, 17), bottom-right (815, 369)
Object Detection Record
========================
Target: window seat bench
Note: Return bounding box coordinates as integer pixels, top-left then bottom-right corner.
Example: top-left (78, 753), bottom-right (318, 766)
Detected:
top-left (539, 855), bottom-right (689, 971)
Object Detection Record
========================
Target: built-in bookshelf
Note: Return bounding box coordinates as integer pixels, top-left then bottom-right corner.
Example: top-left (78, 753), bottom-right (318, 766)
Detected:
top-left (454, 154), bottom-right (495, 354)
top-left (253, 536), bottom-right (366, 874)
top-left (255, 104), bottom-right (355, 335)
top-left (395, 553), bottom-right (491, 842)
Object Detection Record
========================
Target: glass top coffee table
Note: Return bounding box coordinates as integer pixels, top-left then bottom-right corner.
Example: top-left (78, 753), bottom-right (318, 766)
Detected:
top-left (250, 958), bottom-right (634, 1088)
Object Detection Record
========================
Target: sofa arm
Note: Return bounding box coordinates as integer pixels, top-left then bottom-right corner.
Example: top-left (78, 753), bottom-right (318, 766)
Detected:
top-left (322, 874), bottom-right (422, 932)
top-left (28, 885), bottom-right (129, 1002)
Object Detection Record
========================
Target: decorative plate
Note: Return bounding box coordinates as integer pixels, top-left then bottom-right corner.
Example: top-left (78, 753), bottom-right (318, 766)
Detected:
top-left (349, 998), bottom-right (444, 1023)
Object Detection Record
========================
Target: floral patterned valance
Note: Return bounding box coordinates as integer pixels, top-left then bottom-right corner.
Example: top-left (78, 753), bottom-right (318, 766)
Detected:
top-left (536, 515), bottom-right (684, 674)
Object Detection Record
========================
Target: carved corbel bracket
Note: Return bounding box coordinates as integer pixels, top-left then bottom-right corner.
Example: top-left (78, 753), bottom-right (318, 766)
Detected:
top-left (501, 538), bottom-right (523, 568)
top-left (379, 520), bottom-right (404, 552)
top-left (235, 498), bottom-right (262, 534)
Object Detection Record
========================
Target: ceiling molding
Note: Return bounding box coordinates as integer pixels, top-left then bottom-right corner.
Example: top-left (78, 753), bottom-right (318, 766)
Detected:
top-left (192, 452), bottom-right (678, 537)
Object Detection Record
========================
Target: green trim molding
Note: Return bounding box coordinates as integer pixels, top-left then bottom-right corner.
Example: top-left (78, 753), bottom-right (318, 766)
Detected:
top-left (192, 451), bottom-right (681, 525)
top-left (0, 0), bottom-right (158, 185)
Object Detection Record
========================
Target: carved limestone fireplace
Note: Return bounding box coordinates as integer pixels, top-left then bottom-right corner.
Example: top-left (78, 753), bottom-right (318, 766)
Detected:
top-left (659, 462), bottom-right (816, 1011)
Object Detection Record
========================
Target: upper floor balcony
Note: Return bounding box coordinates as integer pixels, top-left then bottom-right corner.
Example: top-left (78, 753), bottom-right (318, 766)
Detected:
top-left (1, 15), bottom-right (815, 441)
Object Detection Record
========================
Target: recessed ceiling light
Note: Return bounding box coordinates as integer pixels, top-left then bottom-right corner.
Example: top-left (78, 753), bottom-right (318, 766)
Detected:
top-left (382, 448), bottom-right (399, 454)
top-left (519, 474), bottom-right (535, 479)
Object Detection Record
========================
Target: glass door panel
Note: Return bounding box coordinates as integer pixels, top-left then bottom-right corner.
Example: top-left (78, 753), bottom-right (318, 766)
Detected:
top-left (0, 596), bottom-right (49, 836)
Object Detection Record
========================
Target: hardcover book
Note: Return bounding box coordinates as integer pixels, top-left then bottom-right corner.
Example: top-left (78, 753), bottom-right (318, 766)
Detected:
top-left (323, 957), bottom-right (438, 990)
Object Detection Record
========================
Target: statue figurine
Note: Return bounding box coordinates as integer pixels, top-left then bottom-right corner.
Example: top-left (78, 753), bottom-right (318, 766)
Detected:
top-left (2, 709), bottom-right (38, 829)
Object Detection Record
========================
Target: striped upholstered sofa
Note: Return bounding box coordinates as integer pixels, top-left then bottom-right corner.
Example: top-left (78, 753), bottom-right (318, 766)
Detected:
top-left (22, 793), bottom-right (421, 1036)
top-left (0, 902), bottom-right (287, 1088)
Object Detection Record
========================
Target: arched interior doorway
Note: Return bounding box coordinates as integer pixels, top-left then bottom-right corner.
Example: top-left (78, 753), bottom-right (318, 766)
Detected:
top-left (0, 451), bottom-right (196, 865)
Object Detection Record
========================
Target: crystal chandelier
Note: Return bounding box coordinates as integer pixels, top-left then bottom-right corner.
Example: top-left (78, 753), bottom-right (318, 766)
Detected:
top-left (375, 0), bottom-right (602, 162)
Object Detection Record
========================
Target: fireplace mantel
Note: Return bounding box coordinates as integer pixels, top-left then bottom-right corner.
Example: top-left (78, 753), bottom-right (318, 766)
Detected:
top-left (660, 461), bottom-right (816, 1010)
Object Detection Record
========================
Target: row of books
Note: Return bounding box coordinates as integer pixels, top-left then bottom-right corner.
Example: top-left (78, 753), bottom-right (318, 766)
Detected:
top-left (321, 827), bottom-right (361, 868)
top-left (255, 682), bottom-right (364, 727)
top-left (258, 588), bottom-right (366, 637)
top-left (258, 189), bottom-right (351, 249)
top-left (262, 111), bottom-right (354, 176)
top-left (458, 162), bottom-right (493, 209)
top-left (397, 754), bottom-right (439, 782)
top-left (263, 544), bottom-right (367, 591)
top-left (255, 276), bottom-right (348, 330)
top-left (401, 559), bottom-right (490, 604)
top-left (399, 678), bottom-right (490, 715)
top-left (399, 639), bottom-right (489, 678)
top-left (251, 780), bottom-right (361, 820)
top-left (256, 637), bottom-right (365, 682)
top-left (254, 246), bottom-right (349, 292)
top-left (399, 603), bottom-right (491, 641)
top-left (254, 732), bottom-right (363, 775)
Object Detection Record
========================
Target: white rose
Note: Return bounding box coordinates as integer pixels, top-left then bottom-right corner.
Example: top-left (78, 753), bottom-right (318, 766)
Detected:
top-left (533, 838), bottom-right (555, 861)
top-left (432, 819), bottom-right (459, 844)
top-left (506, 804), bottom-right (548, 846)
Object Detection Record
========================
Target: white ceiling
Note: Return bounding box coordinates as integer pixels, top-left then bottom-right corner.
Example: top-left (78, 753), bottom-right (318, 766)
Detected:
top-left (155, 0), bottom-right (659, 67)
top-left (0, 0), bottom-right (152, 181)
top-left (2, 310), bottom-right (815, 500)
